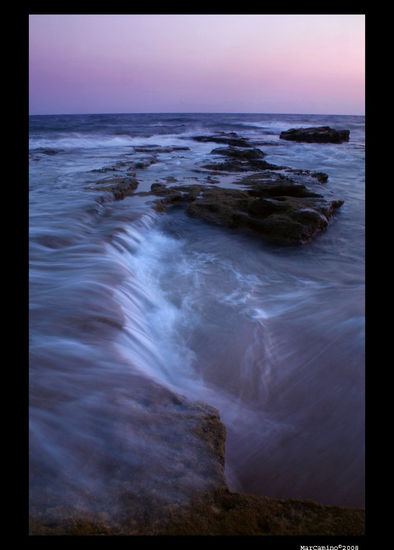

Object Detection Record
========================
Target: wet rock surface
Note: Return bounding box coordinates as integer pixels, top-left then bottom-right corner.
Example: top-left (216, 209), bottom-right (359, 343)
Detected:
top-left (29, 131), bottom-right (363, 536)
top-left (29, 373), bottom-right (227, 535)
top-left (29, 148), bottom-right (65, 161)
top-left (82, 131), bottom-right (344, 245)
top-left (132, 144), bottom-right (190, 153)
top-left (150, 172), bottom-right (343, 246)
top-left (29, 377), bottom-right (364, 536)
top-left (92, 175), bottom-right (139, 200)
top-left (280, 126), bottom-right (350, 143)
top-left (210, 145), bottom-right (266, 160)
top-left (191, 131), bottom-right (251, 147)
top-left (200, 159), bottom-right (281, 172)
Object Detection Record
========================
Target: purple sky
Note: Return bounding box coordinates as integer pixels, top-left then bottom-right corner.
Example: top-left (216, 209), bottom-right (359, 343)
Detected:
top-left (29, 14), bottom-right (365, 115)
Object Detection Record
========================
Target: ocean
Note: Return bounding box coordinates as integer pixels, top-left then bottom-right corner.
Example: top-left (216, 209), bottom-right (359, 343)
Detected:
top-left (29, 113), bottom-right (365, 522)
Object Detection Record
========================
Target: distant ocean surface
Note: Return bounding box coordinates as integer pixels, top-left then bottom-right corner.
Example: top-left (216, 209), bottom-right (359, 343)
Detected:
top-left (29, 113), bottom-right (365, 514)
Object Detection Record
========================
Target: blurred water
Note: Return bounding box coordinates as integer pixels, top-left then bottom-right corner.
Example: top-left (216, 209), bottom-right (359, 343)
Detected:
top-left (29, 113), bottom-right (365, 514)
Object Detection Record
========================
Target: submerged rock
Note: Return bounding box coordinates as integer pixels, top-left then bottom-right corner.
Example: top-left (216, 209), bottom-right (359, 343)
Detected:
top-left (280, 126), bottom-right (350, 143)
top-left (31, 147), bottom-right (64, 156)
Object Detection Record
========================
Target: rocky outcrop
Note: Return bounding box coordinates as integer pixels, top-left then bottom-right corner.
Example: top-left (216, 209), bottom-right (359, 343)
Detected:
top-left (200, 145), bottom-right (279, 172)
top-left (201, 159), bottom-right (281, 172)
top-left (280, 126), bottom-right (350, 143)
top-left (30, 130), bottom-right (360, 536)
top-left (150, 173), bottom-right (343, 246)
top-left (282, 168), bottom-right (329, 183)
top-left (84, 132), bottom-right (341, 244)
top-left (30, 148), bottom-right (64, 159)
top-left (210, 145), bottom-right (266, 160)
top-left (93, 175), bottom-right (139, 200)
top-left (29, 377), bottom-right (364, 536)
top-left (157, 489), bottom-right (364, 536)
top-left (29, 373), bottom-right (228, 536)
top-left (132, 145), bottom-right (190, 153)
top-left (191, 131), bottom-right (251, 148)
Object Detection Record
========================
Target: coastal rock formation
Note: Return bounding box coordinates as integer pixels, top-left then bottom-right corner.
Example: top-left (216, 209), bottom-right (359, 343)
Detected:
top-left (199, 145), bottom-right (278, 172)
top-left (191, 131), bottom-right (251, 148)
top-left (93, 175), bottom-right (139, 200)
top-left (282, 168), bottom-right (329, 183)
top-left (29, 376), bottom-right (364, 536)
top-left (280, 126), bottom-right (350, 143)
top-left (132, 144), bottom-right (190, 153)
top-left (200, 159), bottom-right (281, 172)
top-left (84, 134), bottom-right (341, 245)
top-left (150, 174), bottom-right (343, 246)
top-left (158, 489), bottom-right (364, 536)
top-left (210, 145), bottom-right (266, 160)
top-left (29, 373), bottom-right (227, 535)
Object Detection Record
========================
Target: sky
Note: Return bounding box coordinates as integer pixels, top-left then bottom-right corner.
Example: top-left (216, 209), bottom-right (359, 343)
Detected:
top-left (29, 14), bottom-right (365, 115)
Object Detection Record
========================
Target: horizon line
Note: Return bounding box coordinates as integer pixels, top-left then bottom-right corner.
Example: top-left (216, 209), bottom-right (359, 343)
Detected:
top-left (29, 111), bottom-right (365, 117)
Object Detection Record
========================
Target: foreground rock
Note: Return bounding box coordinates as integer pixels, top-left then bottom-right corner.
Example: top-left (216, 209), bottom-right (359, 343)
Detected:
top-left (29, 488), bottom-right (364, 536)
top-left (280, 126), bottom-right (350, 143)
top-left (150, 173), bottom-right (343, 246)
top-left (29, 372), bottom-right (364, 536)
top-left (30, 380), bottom-right (364, 536)
top-left (157, 489), bottom-right (364, 536)
top-left (29, 372), bottom-right (227, 536)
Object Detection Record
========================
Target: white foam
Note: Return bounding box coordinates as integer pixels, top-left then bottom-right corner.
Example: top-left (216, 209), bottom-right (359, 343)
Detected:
top-left (29, 131), bottom-right (194, 151)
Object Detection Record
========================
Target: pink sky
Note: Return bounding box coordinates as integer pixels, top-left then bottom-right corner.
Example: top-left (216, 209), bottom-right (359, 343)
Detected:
top-left (29, 14), bottom-right (365, 115)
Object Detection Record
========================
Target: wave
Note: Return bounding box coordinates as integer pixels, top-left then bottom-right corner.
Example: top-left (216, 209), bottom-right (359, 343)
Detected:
top-left (29, 132), bottom-right (137, 150)
top-left (28, 130), bottom-right (205, 152)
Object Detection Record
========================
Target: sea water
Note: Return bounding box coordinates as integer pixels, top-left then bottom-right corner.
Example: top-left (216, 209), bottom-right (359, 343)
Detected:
top-left (29, 113), bottom-right (365, 513)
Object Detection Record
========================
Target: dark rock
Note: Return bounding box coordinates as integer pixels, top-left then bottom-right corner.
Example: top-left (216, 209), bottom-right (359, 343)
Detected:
top-left (283, 168), bottom-right (329, 183)
top-left (29, 371), bottom-right (228, 536)
top-left (132, 156), bottom-right (158, 169)
top-left (32, 148), bottom-right (64, 155)
top-left (133, 145), bottom-right (190, 153)
top-left (42, 148), bottom-right (62, 155)
top-left (157, 488), bottom-right (364, 536)
top-left (150, 183), bottom-right (168, 194)
top-left (150, 171), bottom-right (343, 246)
top-left (90, 166), bottom-right (118, 173)
top-left (210, 146), bottom-right (266, 160)
top-left (280, 126), bottom-right (350, 143)
top-left (186, 189), bottom-right (342, 245)
top-left (94, 176), bottom-right (139, 200)
top-left (201, 159), bottom-right (281, 173)
top-left (29, 375), bottom-right (363, 537)
top-left (151, 183), bottom-right (202, 202)
top-left (191, 133), bottom-right (251, 148)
